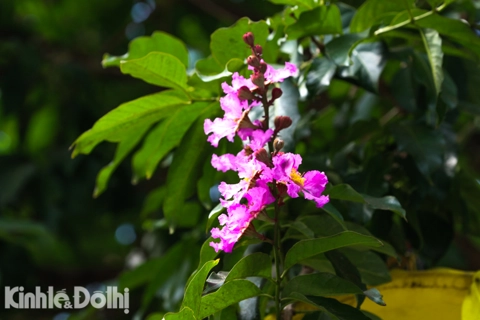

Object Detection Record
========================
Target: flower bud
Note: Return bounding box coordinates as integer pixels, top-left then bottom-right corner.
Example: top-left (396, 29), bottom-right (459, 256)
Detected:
top-left (238, 86), bottom-right (255, 100)
top-left (274, 115), bottom-right (292, 132)
top-left (259, 62), bottom-right (267, 74)
top-left (274, 138), bottom-right (284, 152)
top-left (243, 32), bottom-right (255, 47)
top-left (247, 55), bottom-right (261, 68)
top-left (271, 88), bottom-right (283, 101)
top-left (254, 45), bottom-right (263, 56)
top-left (251, 73), bottom-right (265, 89)
top-left (255, 148), bottom-right (273, 168)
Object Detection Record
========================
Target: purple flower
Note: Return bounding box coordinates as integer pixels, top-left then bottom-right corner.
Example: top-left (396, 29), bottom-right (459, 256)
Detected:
top-left (272, 152), bottom-right (329, 208)
top-left (210, 204), bottom-right (255, 253)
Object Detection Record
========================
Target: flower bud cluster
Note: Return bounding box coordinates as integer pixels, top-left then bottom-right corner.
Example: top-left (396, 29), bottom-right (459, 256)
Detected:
top-left (204, 33), bottom-right (329, 253)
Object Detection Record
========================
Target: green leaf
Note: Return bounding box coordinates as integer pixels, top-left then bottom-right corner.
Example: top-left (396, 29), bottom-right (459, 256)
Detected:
top-left (325, 184), bottom-right (364, 203)
top-left (198, 238), bottom-right (218, 273)
top-left (425, 0), bottom-right (455, 8)
top-left (362, 195), bottom-right (407, 220)
top-left (163, 102), bottom-right (219, 228)
top-left (289, 220), bottom-right (315, 239)
top-left (321, 203), bottom-right (346, 225)
top-left (390, 122), bottom-right (445, 177)
top-left (71, 90), bottom-right (190, 157)
top-left (132, 101), bottom-right (211, 180)
top-left (419, 28), bottom-right (444, 96)
top-left (325, 34), bottom-right (364, 66)
top-left (284, 231), bottom-right (383, 271)
top-left (164, 307), bottom-right (196, 320)
top-left (285, 5), bottom-right (342, 40)
top-left (350, 0), bottom-right (408, 33)
top-left (102, 31), bottom-right (188, 68)
top-left (363, 288), bottom-right (386, 306)
top-left (120, 52), bottom-right (188, 90)
top-left (288, 293), bottom-right (371, 320)
top-left (199, 279), bottom-right (261, 319)
top-left (182, 259), bottom-right (219, 316)
top-left (206, 203), bottom-right (225, 233)
top-left (415, 14), bottom-right (480, 58)
top-left (94, 125), bottom-right (149, 197)
top-left (225, 252), bottom-right (272, 282)
top-left (325, 250), bottom-right (366, 308)
top-left (210, 18), bottom-right (268, 67)
top-left (306, 58), bottom-right (337, 96)
top-left (283, 273), bottom-right (363, 299)
top-left (340, 41), bottom-right (386, 92)
top-left (340, 249), bottom-right (391, 286)
top-left (267, 0), bottom-right (319, 9)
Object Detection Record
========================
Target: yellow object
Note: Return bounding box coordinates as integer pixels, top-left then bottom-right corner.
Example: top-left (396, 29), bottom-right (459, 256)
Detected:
top-left (348, 268), bottom-right (475, 320)
top-left (462, 271), bottom-right (480, 320)
top-left (274, 268), bottom-right (479, 320)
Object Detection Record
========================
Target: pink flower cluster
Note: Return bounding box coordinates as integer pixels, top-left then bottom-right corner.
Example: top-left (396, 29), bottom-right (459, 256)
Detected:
top-left (204, 33), bottom-right (329, 253)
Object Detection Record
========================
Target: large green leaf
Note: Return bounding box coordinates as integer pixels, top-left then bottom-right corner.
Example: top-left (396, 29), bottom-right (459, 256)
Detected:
top-left (132, 101), bottom-right (211, 180)
top-left (390, 122), bottom-right (445, 177)
top-left (350, 0), bottom-right (410, 33)
top-left (120, 52), bottom-right (188, 90)
top-left (363, 195), bottom-right (406, 220)
top-left (182, 259), bottom-right (219, 316)
top-left (102, 31), bottom-right (188, 68)
top-left (162, 102), bottom-right (219, 228)
top-left (196, 18), bottom-right (268, 78)
top-left (339, 41), bottom-right (386, 92)
top-left (225, 252), bottom-right (272, 282)
top-left (283, 273), bottom-right (363, 299)
top-left (420, 28), bottom-right (444, 96)
top-left (324, 184), bottom-right (406, 219)
top-left (288, 293), bottom-right (371, 320)
top-left (211, 18), bottom-right (268, 66)
top-left (325, 34), bottom-right (364, 66)
top-left (199, 280), bottom-right (261, 319)
top-left (325, 184), bottom-right (364, 203)
top-left (306, 57), bottom-right (337, 96)
top-left (71, 90), bottom-right (190, 157)
top-left (415, 14), bottom-right (480, 58)
top-left (341, 249), bottom-right (391, 286)
top-left (94, 125), bottom-right (149, 197)
top-left (284, 231), bottom-right (383, 271)
top-left (285, 5), bottom-right (342, 40)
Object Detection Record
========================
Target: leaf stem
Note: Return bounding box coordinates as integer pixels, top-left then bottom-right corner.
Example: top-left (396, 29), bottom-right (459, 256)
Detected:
top-left (374, 3), bottom-right (448, 36)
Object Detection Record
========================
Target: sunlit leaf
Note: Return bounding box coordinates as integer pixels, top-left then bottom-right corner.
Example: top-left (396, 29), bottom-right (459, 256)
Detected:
top-left (350, 0), bottom-right (409, 33)
top-left (94, 125), bottom-right (149, 197)
top-left (285, 5), bottom-right (342, 40)
top-left (120, 52), bottom-right (188, 90)
top-left (71, 90), bottom-right (190, 157)
top-left (163, 102), bottom-right (219, 228)
top-left (199, 280), bottom-right (261, 319)
top-left (419, 28), bottom-right (444, 96)
top-left (132, 102), bottom-right (212, 180)
top-left (102, 31), bottom-right (188, 68)
top-left (182, 259), bottom-right (219, 316)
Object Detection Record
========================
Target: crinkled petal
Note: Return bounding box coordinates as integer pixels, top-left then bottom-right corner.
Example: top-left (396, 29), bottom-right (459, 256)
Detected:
top-left (211, 154), bottom-right (237, 172)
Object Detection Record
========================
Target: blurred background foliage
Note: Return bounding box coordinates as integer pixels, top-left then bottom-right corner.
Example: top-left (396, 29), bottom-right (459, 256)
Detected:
top-left (1, 0), bottom-right (480, 319)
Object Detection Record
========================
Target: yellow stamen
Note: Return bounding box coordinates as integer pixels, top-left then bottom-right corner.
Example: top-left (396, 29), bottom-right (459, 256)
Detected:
top-left (290, 169), bottom-right (305, 187)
